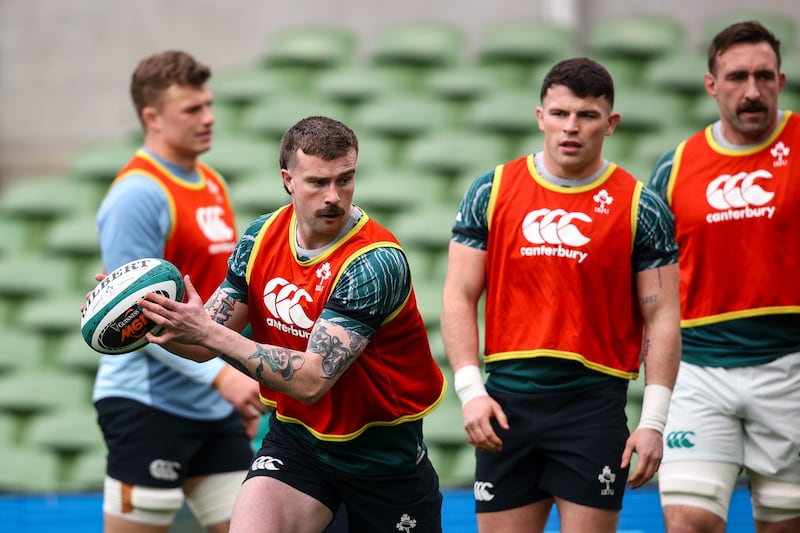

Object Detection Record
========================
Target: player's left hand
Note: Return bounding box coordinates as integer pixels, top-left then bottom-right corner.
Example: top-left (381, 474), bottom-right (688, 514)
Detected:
top-left (622, 427), bottom-right (663, 488)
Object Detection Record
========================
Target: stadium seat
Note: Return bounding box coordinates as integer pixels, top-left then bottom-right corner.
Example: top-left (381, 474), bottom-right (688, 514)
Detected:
top-left (587, 14), bottom-right (685, 61)
top-left (352, 94), bottom-right (454, 139)
top-left (423, 388), bottom-right (467, 448)
top-left (424, 64), bottom-right (505, 104)
top-left (612, 89), bottom-right (689, 133)
top-left (700, 12), bottom-right (796, 51)
top-left (19, 294), bottom-right (87, 338)
top-left (44, 214), bottom-right (100, 259)
top-left (227, 174), bottom-right (291, 220)
top-left (629, 127), bottom-right (699, 175)
top-left (0, 413), bottom-right (18, 446)
top-left (26, 406), bottom-right (104, 455)
top-left (0, 254), bottom-right (74, 301)
top-left (0, 330), bottom-right (47, 373)
top-left (355, 169), bottom-right (449, 222)
top-left (0, 446), bottom-right (62, 492)
top-left (371, 20), bottom-right (464, 68)
top-left (642, 50), bottom-right (709, 96)
top-left (478, 18), bottom-right (575, 86)
top-left (263, 26), bottom-right (357, 69)
top-left (314, 65), bottom-right (403, 105)
top-left (55, 332), bottom-right (100, 377)
top-left (0, 216), bottom-right (28, 256)
top-left (390, 205), bottom-right (456, 252)
top-left (200, 134), bottom-right (280, 182)
top-left (0, 175), bottom-right (99, 221)
top-left (406, 128), bottom-right (512, 178)
top-left (240, 95), bottom-right (350, 141)
top-left (412, 279), bottom-right (445, 330)
top-left (0, 370), bottom-right (90, 416)
top-left (65, 447), bottom-right (106, 491)
top-left (369, 21), bottom-right (465, 90)
top-left (69, 138), bottom-right (142, 184)
top-left (465, 89), bottom-right (541, 137)
top-left (210, 65), bottom-right (284, 107)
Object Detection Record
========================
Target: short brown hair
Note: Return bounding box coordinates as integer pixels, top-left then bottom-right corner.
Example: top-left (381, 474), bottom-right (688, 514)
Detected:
top-left (279, 116), bottom-right (359, 171)
top-left (540, 57), bottom-right (615, 108)
top-left (130, 50), bottom-right (211, 120)
top-left (708, 21), bottom-right (781, 74)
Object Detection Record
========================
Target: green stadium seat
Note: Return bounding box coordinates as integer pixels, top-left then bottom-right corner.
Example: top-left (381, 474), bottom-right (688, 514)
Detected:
top-left (0, 330), bottom-right (47, 373)
top-left (642, 50), bottom-right (709, 96)
top-left (424, 64), bottom-right (505, 103)
top-left (55, 332), bottom-right (100, 376)
top-left (412, 279), bottom-right (444, 330)
top-left (69, 138), bottom-right (141, 184)
top-left (371, 21), bottom-right (464, 68)
top-left (478, 18), bottom-right (575, 86)
top-left (314, 65), bottom-right (403, 105)
top-left (782, 51), bottom-right (800, 92)
top-left (210, 66), bottom-right (284, 107)
top-left (352, 95), bottom-right (454, 139)
top-left (240, 95), bottom-right (350, 141)
top-left (0, 254), bottom-right (74, 301)
top-left (0, 175), bottom-right (99, 221)
top-left (44, 214), bottom-right (99, 259)
top-left (391, 205), bottom-right (455, 253)
top-left (0, 446), bottom-right (62, 492)
top-left (355, 169), bottom-right (449, 222)
top-left (629, 127), bottom-right (699, 175)
top-left (701, 12), bottom-right (796, 52)
top-left (0, 216), bottom-right (28, 256)
top-left (423, 388), bottom-right (467, 448)
top-left (26, 406), bottom-right (104, 455)
top-left (0, 413), bottom-right (19, 446)
top-left (406, 129), bottom-right (511, 180)
top-left (263, 26), bottom-right (357, 69)
top-left (587, 14), bottom-right (685, 61)
top-left (19, 294), bottom-right (87, 337)
top-left (65, 447), bottom-right (106, 491)
top-left (613, 89), bottom-right (689, 133)
top-left (0, 370), bottom-right (90, 416)
top-left (200, 134), bottom-right (279, 182)
top-left (465, 89), bottom-right (541, 137)
top-left (227, 174), bottom-right (290, 219)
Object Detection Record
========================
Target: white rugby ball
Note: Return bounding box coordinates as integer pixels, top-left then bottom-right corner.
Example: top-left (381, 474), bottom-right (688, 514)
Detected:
top-left (81, 258), bottom-right (185, 355)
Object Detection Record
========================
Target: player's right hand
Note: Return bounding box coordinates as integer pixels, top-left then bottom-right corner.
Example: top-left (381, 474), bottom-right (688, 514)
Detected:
top-left (462, 395), bottom-right (509, 452)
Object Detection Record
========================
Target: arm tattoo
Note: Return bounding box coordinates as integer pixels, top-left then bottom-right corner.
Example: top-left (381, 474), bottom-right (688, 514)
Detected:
top-left (219, 354), bottom-right (255, 380)
top-left (641, 294), bottom-right (658, 305)
top-left (248, 344), bottom-right (305, 382)
top-left (206, 288), bottom-right (238, 325)
top-left (307, 324), bottom-right (367, 379)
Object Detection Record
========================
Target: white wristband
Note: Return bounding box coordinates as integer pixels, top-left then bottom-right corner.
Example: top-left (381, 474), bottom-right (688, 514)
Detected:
top-left (637, 384), bottom-right (672, 433)
top-left (454, 365), bottom-right (488, 407)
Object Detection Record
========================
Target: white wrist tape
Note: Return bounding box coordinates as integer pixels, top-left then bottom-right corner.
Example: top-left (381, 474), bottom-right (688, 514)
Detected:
top-left (637, 384), bottom-right (672, 433)
top-left (454, 365), bottom-right (488, 407)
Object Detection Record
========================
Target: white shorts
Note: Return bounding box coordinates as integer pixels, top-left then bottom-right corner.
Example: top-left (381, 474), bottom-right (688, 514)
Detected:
top-left (662, 352), bottom-right (800, 483)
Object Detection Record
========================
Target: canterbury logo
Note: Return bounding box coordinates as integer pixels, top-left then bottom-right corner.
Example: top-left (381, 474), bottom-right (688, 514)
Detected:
top-left (251, 456), bottom-right (284, 471)
top-left (522, 208), bottom-right (591, 247)
top-left (196, 206), bottom-right (235, 242)
top-left (474, 481), bottom-right (495, 502)
top-left (149, 459), bottom-right (181, 481)
top-left (704, 171), bottom-right (776, 223)
top-left (665, 430), bottom-right (696, 449)
top-left (263, 277), bottom-right (314, 329)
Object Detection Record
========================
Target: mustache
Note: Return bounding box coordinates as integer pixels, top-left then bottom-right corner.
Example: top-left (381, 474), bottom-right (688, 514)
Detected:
top-left (738, 101), bottom-right (767, 113)
top-left (316, 206), bottom-right (345, 217)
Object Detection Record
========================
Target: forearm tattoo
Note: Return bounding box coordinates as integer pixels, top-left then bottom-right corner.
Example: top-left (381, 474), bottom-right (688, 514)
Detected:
top-left (206, 288), bottom-right (238, 326)
top-left (248, 344), bottom-right (305, 382)
top-left (640, 268), bottom-right (663, 306)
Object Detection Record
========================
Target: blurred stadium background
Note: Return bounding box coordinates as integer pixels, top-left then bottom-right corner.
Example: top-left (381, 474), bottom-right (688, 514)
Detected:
top-left (0, 0), bottom-right (796, 531)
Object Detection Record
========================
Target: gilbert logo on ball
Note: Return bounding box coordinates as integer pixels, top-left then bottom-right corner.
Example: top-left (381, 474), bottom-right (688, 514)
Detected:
top-left (81, 258), bottom-right (185, 355)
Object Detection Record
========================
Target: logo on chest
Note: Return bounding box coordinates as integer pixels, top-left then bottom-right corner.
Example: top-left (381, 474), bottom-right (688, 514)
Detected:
top-left (704, 170), bottom-right (776, 223)
top-left (262, 277), bottom-right (314, 338)
top-left (519, 208), bottom-right (591, 263)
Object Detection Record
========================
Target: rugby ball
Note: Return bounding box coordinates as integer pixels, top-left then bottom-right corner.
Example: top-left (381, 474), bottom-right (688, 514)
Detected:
top-left (80, 258), bottom-right (185, 355)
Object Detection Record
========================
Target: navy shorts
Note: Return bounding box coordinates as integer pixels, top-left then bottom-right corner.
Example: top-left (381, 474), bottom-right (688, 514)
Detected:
top-left (247, 417), bottom-right (443, 533)
top-left (475, 380), bottom-right (630, 512)
top-left (96, 397), bottom-right (254, 488)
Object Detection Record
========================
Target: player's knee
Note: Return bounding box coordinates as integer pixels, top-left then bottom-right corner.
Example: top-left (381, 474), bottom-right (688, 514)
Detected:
top-left (658, 461), bottom-right (740, 520)
top-left (749, 472), bottom-right (800, 522)
top-left (103, 476), bottom-right (184, 526)
top-left (185, 471), bottom-right (247, 526)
